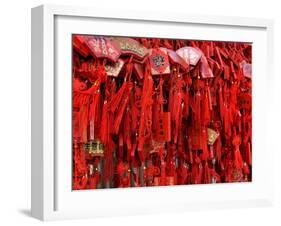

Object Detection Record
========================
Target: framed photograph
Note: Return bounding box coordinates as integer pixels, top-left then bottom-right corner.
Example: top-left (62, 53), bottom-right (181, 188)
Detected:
top-left (31, 4), bottom-right (274, 221)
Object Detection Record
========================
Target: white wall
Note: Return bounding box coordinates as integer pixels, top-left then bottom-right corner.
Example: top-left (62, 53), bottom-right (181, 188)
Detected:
top-left (0, 0), bottom-right (280, 225)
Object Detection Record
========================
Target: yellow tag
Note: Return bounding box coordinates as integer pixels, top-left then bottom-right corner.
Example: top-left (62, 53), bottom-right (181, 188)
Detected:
top-left (84, 140), bottom-right (104, 156)
top-left (207, 128), bottom-right (219, 145)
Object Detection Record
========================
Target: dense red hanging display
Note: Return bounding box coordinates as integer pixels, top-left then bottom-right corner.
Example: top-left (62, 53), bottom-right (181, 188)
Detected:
top-left (72, 35), bottom-right (252, 190)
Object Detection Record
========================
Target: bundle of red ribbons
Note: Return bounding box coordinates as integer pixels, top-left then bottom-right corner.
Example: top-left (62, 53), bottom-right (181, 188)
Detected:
top-left (72, 35), bottom-right (252, 189)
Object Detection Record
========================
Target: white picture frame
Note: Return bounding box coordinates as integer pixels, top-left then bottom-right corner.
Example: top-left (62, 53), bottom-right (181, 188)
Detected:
top-left (31, 4), bottom-right (274, 221)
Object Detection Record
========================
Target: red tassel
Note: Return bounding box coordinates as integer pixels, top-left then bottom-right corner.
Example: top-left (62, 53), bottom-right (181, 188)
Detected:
top-left (118, 133), bottom-right (124, 159)
top-left (138, 63), bottom-right (153, 160)
top-left (88, 92), bottom-right (101, 140)
top-left (214, 136), bottom-right (222, 163)
top-left (218, 87), bottom-right (224, 120)
top-left (194, 91), bottom-right (201, 125)
top-left (124, 108), bottom-right (132, 153)
top-left (79, 104), bottom-right (89, 143)
top-left (113, 95), bottom-right (130, 134)
top-left (246, 142), bottom-right (252, 166)
top-left (73, 142), bottom-right (88, 190)
top-left (168, 69), bottom-right (184, 143)
top-left (109, 83), bottom-right (127, 113)
top-left (207, 85), bottom-right (212, 111)
top-left (201, 128), bottom-right (209, 160)
top-left (100, 101), bottom-right (109, 144)
top-left (209, 145), bottom-right (214, 159)
top-left (170, 86), bottom-right (183, 143)
top-left (191, 164), bottom-right (198, 184)
top-left (234, 148), bottom-right (244, 170)
top-left (202, 90), bottom-right (210, 125)
top-left (203, 162), bottom-right (211, 184)
top-left (198, 163), bottom-right (203, 184)
top-left (188, 137), bottom-right (193, 164)
top-left (232, 135), bottom-right (243, 170)
top-left (243, 162), bottom-right (250, 175)
top-left (215, 46), bottom-right (224, 67)
top-left (183, 86), bottom-right (189, 118)
top-left (103, 138), bottom-right (116, 186)
top-left (223, 108), bottom-right (232, 139)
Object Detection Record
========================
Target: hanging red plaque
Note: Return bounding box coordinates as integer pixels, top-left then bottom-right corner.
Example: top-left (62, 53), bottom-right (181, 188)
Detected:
top-left (85, 36), bottom-right (121, 63)
top-left (200, 54), bottom-right (214, 79)
top-left (176, 47), bottom-right (202, 66)
top-left (241, 61), bottom-right (252, 79)
top-left (149, 48), bottom-right (170, 75)
top-left (112, 37), bottom-right (149, 60)
top-left (165, 48), bottom-right (189, 70)
top-left (153, 112), bottom-right (171, 142)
